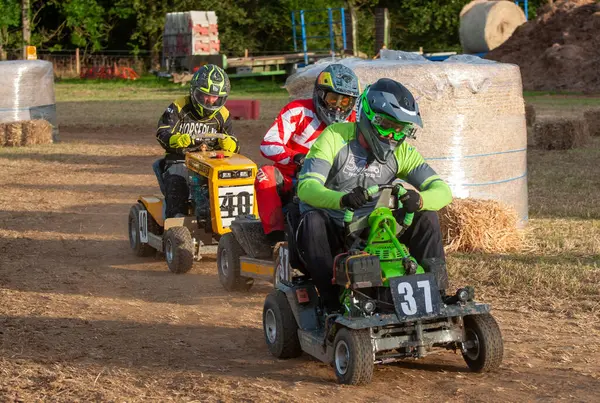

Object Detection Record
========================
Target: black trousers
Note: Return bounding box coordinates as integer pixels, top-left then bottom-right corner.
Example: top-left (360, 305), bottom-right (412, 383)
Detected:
top-left (296, 209), bottom-right (448, 311)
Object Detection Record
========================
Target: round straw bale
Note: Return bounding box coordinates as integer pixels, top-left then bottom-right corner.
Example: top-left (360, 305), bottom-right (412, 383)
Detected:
top-left (525, 103), bottom-right (536, 127)
top-left (4, 122), bottom-right (23, 147)
top-left (21, 119), bottom-right (53, 145)
top-left (438, 198), bottom-right (524, 253)
top-left (533, 118), bottom-right (589, 150)
top-left (459, 1), bottom-right (527, 54)
top-left (583, 109), bottom-right (600, 137)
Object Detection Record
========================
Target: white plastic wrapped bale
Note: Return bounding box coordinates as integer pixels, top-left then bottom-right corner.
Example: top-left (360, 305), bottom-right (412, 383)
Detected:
top-left (0, 60), bottom-right (58, 142)
top-left (285, 51), bottom-right (528, 225)
top-left (459, 0), bottom-right (526, 54)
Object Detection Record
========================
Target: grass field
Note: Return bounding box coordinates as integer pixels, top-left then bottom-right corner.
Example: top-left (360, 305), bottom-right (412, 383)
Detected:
top-left (0, 79), bottom-right (599, 401)
top-left (56, 76), bottom-right (289, 102)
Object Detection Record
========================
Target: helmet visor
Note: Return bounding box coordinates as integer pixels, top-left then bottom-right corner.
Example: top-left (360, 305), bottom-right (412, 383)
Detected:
top-left (371, 113), bottom-right (416, 141)
top-left (192, 87), bottom-right (227, 110)
top-left (320, 90), bottom-right (356, 113)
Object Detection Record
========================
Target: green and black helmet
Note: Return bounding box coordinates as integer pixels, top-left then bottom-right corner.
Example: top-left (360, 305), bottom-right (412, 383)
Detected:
top-left (313, 64), bottom-right (360, 125)
top-left (357, 78), bottom-right (423, 163)
top-left (189, 64), bottom-right (231, 118)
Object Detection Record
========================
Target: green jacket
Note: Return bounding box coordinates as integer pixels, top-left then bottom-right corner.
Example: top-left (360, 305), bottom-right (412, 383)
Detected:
top-left (298, 122), bottom-right (452, 224)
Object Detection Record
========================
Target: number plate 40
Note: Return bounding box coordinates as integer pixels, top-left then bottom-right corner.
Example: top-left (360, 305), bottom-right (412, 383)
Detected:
top-left (389, 273), bottom-right (442, 321)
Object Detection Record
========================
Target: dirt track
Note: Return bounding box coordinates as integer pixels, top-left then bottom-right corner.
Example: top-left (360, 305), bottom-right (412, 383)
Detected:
top-left (1, 100), bottom-right (599, 402)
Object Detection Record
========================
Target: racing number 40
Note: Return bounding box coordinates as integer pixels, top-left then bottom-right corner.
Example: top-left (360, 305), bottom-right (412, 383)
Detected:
top-left (397, 280), bottom-right (433, 316)
top-left (220, 191), bottom-right (252, 218)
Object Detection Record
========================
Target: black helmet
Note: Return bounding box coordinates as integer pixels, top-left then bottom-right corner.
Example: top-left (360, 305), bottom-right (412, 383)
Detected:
top-left (357, 78), bottom-right (423, 163)
top-left (189, 64), bottom-right (231, 118)
top-left (313, 64), bottom-right (360, 125)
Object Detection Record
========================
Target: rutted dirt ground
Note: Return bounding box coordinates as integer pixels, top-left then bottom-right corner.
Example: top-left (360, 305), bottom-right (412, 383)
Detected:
top-left (0, 99), bottom-right (599, 402)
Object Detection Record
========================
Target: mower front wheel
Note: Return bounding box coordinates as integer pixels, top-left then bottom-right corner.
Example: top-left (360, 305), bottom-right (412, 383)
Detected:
top-left (217, 232), bottom-right (253, 291)
top-left (164, 227), bottom-right (194, 274)
top-left (332, 328), bottom-right (374, 385)
top-left (462, 313), bottom-right (504, 372)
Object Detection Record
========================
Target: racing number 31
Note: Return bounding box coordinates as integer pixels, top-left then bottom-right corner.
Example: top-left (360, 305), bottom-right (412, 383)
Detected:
top-left (220, 191), bottom-right (252, 218)
top-left (397, 280), bottom-right (433, 316)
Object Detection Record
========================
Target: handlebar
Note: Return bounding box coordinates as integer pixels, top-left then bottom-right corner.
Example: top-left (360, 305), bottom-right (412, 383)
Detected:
top-left (184, 133), bottom-right (227, 153)
top-left (343, 183), bottom-right (415, 234)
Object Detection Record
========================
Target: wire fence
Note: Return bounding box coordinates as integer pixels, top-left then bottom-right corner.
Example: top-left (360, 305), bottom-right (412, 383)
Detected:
top-left (3, 49), bottom-right (155, 78)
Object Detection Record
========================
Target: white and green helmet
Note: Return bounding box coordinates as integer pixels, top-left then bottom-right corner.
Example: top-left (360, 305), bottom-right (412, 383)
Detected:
top-left (189, 64), bottom-right (231, 118)
top-left (357, 78), bottom-right (423, 163)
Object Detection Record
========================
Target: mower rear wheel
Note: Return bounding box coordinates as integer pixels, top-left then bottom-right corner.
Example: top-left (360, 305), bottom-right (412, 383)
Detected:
top-left (333, 328), bottom-right (373, 385)
top-left (164, 226), bottom-right (194, 274)
top-left (128, 203), bottom-right (154, 257)
top-left (263, 290), bottom-right (302, 359)
top-left (462, 313), bottom-right (504, 372)
top-left (217, 232), bottom-right (253, 291)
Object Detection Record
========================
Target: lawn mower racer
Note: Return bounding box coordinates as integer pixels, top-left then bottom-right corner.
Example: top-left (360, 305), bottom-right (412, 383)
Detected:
top-left (255, 63), bottom-right (360, 246)
top-left (155, 64), bottom-right (239, 219)
top-left (261, 78), bottom-right (503, 385)
top-left (128, 65), bottom-right (260, 274)
top-left (296, 77), bottom-right (452, 313)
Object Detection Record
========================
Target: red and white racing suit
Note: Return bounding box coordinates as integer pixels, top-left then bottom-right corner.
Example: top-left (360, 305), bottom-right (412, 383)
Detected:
top-left (255, 98), bottom-right (356, 234)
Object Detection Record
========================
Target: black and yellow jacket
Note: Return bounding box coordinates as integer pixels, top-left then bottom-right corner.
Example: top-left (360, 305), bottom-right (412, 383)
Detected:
top-left (156, 96), bottom-right (236, 160)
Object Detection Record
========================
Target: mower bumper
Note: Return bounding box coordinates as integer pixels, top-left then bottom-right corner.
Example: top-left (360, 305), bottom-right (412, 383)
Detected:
top-left (335, 301), bottom-right (491, 330)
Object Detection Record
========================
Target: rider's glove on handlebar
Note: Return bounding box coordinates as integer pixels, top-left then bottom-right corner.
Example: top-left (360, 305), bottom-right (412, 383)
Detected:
top-left (218, 134), bottom-right (239, 153)
top-left (340, 186), bottom-right (370, 210)
top-left (169, 133), bottom-right (192, 148)
top-left (399, 189), bottom-right (423, 213)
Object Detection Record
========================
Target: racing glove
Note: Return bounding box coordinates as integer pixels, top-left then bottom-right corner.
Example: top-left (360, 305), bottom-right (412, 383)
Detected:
top-left (169, 133), bottom-right (192, 148)
top-left (399, 189), bottom-right (423, 213)
top-left (293, 153), bottom-right (306, 168)
top-left (340, 186), bottom-right (369, 210)
top-left (218, 134), bottom-right (239, 153)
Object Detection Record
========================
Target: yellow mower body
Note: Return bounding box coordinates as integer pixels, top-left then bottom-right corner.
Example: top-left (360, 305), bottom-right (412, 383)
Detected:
top-left (185, 151), bottom-right (258, 235)
top-left (129, 150), bottom-right (260, 274)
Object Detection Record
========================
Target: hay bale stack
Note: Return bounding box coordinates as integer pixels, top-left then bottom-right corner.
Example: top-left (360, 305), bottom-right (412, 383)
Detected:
top-left (525, 103), bottom-right (536, 127)
top-left (459, 0), bottom-right (527, 54)
top-left (0, 120), bottom-right (53, 147)
top-left (4, 122), bottom-right (23, 147)
top-left (439, 198), bottom-right (524, 253)
top-left (0, 60), bottom-right (59, 142)
top-left (21, 119), bottom-right (53, 145)
top-left (533, 118), bottom-right (589, 150)
top-left (583, 109), bottom-right (600, 137)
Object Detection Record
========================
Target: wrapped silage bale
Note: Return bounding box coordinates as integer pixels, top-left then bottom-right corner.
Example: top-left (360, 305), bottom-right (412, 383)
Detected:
top-left (459, 0), bottom-right (526, 54)
top-left (0, 60), bottom-right (58, 142)
top-left (285, 51), bottom-right (528, 225)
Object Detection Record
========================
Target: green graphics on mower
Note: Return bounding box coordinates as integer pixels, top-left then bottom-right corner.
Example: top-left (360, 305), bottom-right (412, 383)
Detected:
top-left (263, 184), bottom-right (504, 385)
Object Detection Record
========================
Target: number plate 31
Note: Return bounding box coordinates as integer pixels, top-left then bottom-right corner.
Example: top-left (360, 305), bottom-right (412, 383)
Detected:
top-left (389, 273), bottom-right (441, 321)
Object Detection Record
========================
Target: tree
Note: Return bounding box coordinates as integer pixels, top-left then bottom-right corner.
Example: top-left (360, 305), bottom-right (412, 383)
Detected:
top-left (22, 0), bottom-right (30, 58)
top-left (0, 0), bottom-right (20, 60)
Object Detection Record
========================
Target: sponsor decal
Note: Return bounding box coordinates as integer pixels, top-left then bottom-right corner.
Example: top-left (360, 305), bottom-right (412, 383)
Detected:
top-left (178, 122), bottom-right (218, 137)
top-left (342, 155), bottom-right (382, 179)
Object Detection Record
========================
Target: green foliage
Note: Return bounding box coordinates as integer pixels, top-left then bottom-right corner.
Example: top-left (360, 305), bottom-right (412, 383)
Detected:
top-left (60, 0), bottom-right (108, 50)
top-left (0, 0), bottom-right (21, 54)
top-left (0, 0), bottom-right (547, 58)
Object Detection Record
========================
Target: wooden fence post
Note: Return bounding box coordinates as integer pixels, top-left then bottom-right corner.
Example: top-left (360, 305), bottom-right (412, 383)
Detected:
top-left (75, 48), bottom-right (80, 76)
